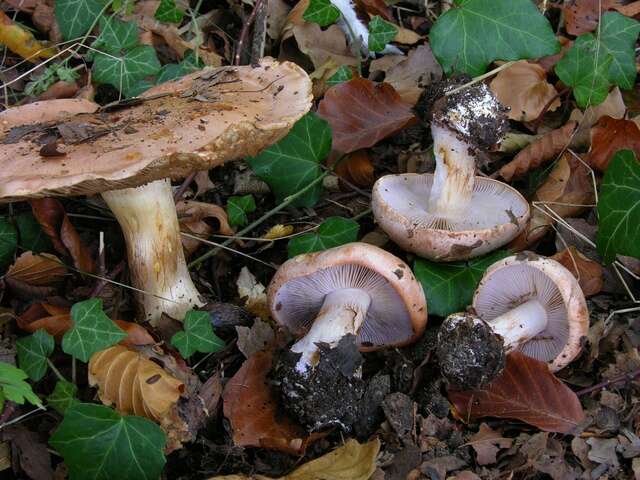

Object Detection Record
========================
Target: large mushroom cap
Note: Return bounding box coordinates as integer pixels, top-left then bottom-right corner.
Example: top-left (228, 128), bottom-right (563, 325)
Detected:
top-left (472, 252), bottom-right (589, 371)
top-left (267, 243), bottom-right (427, 350)
top-left (372, 174), bottom-right (530, 261)
top-left (0, 59), bottom-right (312, 202)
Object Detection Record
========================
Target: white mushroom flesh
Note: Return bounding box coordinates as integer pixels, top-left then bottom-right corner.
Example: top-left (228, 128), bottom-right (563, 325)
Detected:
top-left (489, 299), bottom-right (548, 351)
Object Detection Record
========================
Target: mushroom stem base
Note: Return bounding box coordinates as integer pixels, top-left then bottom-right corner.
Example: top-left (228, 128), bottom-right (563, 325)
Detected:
top-left (291, 288), bottom-right (371, 372)
top-left (102, 179), bottom-right (204, 325)
top-left (490, 299), bottom-right (548, 351)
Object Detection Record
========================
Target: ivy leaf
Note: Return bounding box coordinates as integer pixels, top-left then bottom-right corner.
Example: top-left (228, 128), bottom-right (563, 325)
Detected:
top-left (55, 0), bottom-right (104, 41)
top-left (50, 403), bottom-right (166, 480)
top-left (0, 362), bottom-right (42, 407)
top-left (599, 12), bottom-right (640, 90)
top-left (47, 380), bottom-right (78, 414)
top-left (0, 217), bottom-right (17, 269)
top-left (327, 66), bottom-right (353, 86)
top-left (413, 250), bottom-right (509, 317)
top-left (227, 195), bottom-right (257, 227)
top-left (287, 216), bottom-right (359, 257)
top-left (16, 330), bottom-right (55, 381)
top-left (15, 212), bottom-right (52, 253)
top-left (92, 45), bottom-right (161, 94)
top-left (62, 299), bottom-right (127, 362)
top-left (596, 150), bottom-right (640, 264)
top-left (155, 0), bottom-right (185, 23)
top-left (94, 17), bottom-right (138, 55)
top-left (247, 112), bottom-right (332, 208)
top-left (430, 0), bottom-right (559, 76)
top-left (171, 310), bottom-right (225, 359)
top-left (368, 16), bottom-right (397, 53)
top-left (303, 0), bottom-right (340, 27)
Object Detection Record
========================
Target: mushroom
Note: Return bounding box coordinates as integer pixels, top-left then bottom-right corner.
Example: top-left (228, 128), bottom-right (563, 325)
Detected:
top-left (372, 80), bottom-right (530, 261)
top-left (0, 59), bottom-right (312, 325)
top-left (437, 252), bottom-right (589, 389)
top-left (267, 242), bottom-right (427, 431)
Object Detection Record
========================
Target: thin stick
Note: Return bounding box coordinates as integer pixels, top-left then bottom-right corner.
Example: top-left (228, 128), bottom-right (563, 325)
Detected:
top-left (576, 367), bottom-right (640, 397)
top-left (234, 0), bottom-right (264, 65)
top-left (47, 359), bottom-right (67, 383)
top-left (173, 172), bottom-right (197, 203)
top-left (445, 61), bottom-right (516, 96)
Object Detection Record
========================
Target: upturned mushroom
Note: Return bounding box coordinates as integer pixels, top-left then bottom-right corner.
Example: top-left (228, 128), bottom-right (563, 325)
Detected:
top-left (437, 252), bottom-right (589, 389)
top-left (0, 59), bottom-right (312, 325)
top-left (372, 80), bottom-right (530, 261)
top-left (267, 242), bottom-right (427, 430)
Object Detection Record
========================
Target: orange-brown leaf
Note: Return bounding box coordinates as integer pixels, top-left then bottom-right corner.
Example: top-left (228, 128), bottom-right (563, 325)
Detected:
top-left (551, 247), bottom-right (603, 297)
top-left (499, 122), bottom-right (577, 181)
top-left (0, 10), bottom-right (55, 62)
top-left (467, 423), bottom-right (513, 466)
top-left (317, 77), bottom-right (417, 154)
top-left (563, 0), bottom-right (623, 35)
top-left (114, 320), bottom-right (155, 347)
top-left (177, 200), bottom-right (235, 256)
top-left (449, 352), bottom-right (585, 434)
top-left (334, 150), bottom-right (374, 189)
top-left (6, 251), bottom-right (67, 286)
top-left (586, 116), bottom-right (640, 171)
top-left (16, 303), bottom-right (73, 339)
top-left (223, 350), bottom-right (319, 455)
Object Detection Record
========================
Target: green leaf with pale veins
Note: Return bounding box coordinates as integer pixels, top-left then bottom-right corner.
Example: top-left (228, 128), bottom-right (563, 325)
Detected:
top-left (155, 0), bottom-right (185, 23)
top-left (413, 250), bottom-right (509, 317)
top-left (15, 212), bottom-right (52, 253)
top-left (17, 330), bottom-right (55, 381)
top-left (171, 310), bottom-right (225, 359)
top-left (55, 0), bottom-right (105, 41)
top-left (0, 217), bottom-right (17, 269)
top-left (227, 195), bottom-right (257, 227)
top-left (47, 380), bottom-right (78, 414)
top-left (92, 45), bottom-right (161, 94)
top-left (94, 17), bottom-right (139, 55)
top-left (0, 362), bottom-right (42, 407)
top-left (368, 16), bottom-right (397, 53)
top-left (597, 150), bottom-right (640, 264)
top-left (600, 12), bottom-right (640, 90)
top-left (62, 299), bottom-right (127, 362)
top-left (247, 112), bottom-right (332, 208)
top-left (287, 216), bottom-right (359, 257)
top-left (327, 66), bottom-right (353, 86)
top-left (303, 0), bottom-right (340, 27)
top-left (430, 0), bottom-right (559, 76)
top-left (50, 403), bottom-right (166, 480)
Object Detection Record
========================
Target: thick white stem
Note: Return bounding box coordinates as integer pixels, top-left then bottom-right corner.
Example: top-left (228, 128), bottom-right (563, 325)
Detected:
top-left (490, 299), bottom-right (548, 351)
top-left (102, 179), bottom-right (204, 325)
top-left (428, 123), bottom-right (476, 219)
top-left (291, 288), bottom-right (371, 372)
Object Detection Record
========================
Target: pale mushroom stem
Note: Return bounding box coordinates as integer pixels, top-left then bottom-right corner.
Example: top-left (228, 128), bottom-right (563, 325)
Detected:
top-left (291, 288), bottom-right (371, 373)
top-left (489, 299), bottom-right (548, 351)
top-left (102, 179), bottom-right (204, 325)
top-left (428, 124), bottom-right (476, 220)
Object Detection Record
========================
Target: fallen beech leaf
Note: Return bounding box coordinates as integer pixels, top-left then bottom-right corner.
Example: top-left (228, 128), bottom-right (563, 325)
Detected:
top-left (263, 224), bottom-right (294, 240)
top-left (335, 150), bottom-right (374, 189)
top-left (586, 116), bottom-right (640, 171)
top-left (449, 352), bottom-right (585, 434)
top-left (176, 200), bottom-right (234, 256)
top-left (613, 1), bottom-right (640, 16)
top-left (551, 247), bottom-right (603, 297)
top-left (236, 319), bottom-right (276, 359)
top-left (466, 423), bottom-right (513, 466)
top-left (489, 60), bottom-right (560, 122)
top-left (499, 122), bottom-right (578, 181)
top-left (0, 10), bottom-right (55, 62)
top-left (236, 267), bottom-right (270, 321)
top-left (318, 77), bottom-right (416, 153)
top-left (36, 81), bottom-right (79, 101)
top-left (393, 26), bottom-right (421, 45)
top-left (537, 35), bottom-right (573, 72)
top-left (16, 303), bottom-right (73, 339)
top-left (30, 198), bottom-right (95, 273)
top-left (223, 350), bottom-right (317, 455)
top-left (114, 320), bottom-right (155, 347)
top-left (564, 0), bottom-right (623, 35)
top-left (6, 251), bottom-right (66, 286)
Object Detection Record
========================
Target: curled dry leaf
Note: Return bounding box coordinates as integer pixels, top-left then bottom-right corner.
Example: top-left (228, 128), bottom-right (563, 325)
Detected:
top-left (176, 200), bottom-right (235, 256)
top-left (551, 247), bottom-right (604, 297)
top-left (467, 423), bottom-right (513, 466)
top-left (335, 150), bottom-right (374, 189)
top-left (568, 87), bottom-right (626, 148)
top-left (0, 10), bottom-right (55, 62)
top-left (223, 350), bottom-right (319, 455)
top-left (449, 352), bottom-right (586, 434)
top-left (6, 251), bottom-right (67, 286)
top-left (499, 122), bottom-right (578, 181)
top-left (318, 77), bottom-right (417, 154)
top-left (237, 267), bottom-right (270, 321)
top-left (113, 320), bottom-right (155, 347)
top-left (564, 0), bottom-right (623, 36)
top-left (263, 224), bottom-right (294, 240)
top-left (586, 116), bottom-right (640, 171)
top-left (16, 303), bottom-right (72, 339)
top-left (489, 60), bottom-right (560, 122)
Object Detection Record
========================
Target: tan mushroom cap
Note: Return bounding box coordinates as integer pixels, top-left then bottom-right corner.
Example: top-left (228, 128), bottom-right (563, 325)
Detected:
top-left (472, 252), bottom-right (589, 371)
top-left (267, 242), bottom-right (427, 351)
top-left (0, 98), bottom-right (99, 129)
top-left (0, 58), bottom-right (312, 202)
top-left (372, 173), bottom-right (530, 261)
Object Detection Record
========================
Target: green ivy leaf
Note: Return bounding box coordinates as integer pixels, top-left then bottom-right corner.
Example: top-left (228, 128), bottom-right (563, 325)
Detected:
top-left (92, 45), bottom-right (161, 94)
top-left (94, 17), bottom-right (138, 55)
top-left (227, 195), bottom-right (257, 227)
top-left (430, 0), bottom-right (559, 76)
top-left (155, 0), bottom-right (185, 23)
top-left (413, 250), bottom-right (509, 317)
top-left (171, 310), bottom-right (225, 359)
top-left (327, 66), bottom-right (353, 86)
top-left (50, 403), bottom-right (166, 480)
top-left (303, 0), bottom-right (340, 27)
top-left (599, 12), bottom-right (640, 90)
top-left (16, 330), bottom-right (55, 381)
top-left (0, 362), bottom-right (42, 407)
top-left (368, 16), bottom-right (397, 53)
top-left (0, 218), bottom-right (17, 269)
top-left (55, 0), bottom-right (104, 41)
top-left (247, 112), bottom-right (332, 208)
top-left (62, 299), bottom-right (127, 362)
top-left (123, 79), bottom-right (156, 98)
top-left (15, 212), bottom-right (52, 253)
top-left (287, 216), bottom-right (359, 257)
top-left (47, 380), bottom-right (78, 414)
top-left (596, 150), bottom-right (640, 264)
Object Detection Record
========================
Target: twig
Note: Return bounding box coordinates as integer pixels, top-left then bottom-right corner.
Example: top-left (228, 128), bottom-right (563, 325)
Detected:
top-left (234, 0), bottom-right (265, 65)
top-left (445, 61), bottom-right (516, 96)
top-left (250, 0), bottom-right (269, 64)
top-left (173, 172), bottom-right (197, 203)
top-left (576, 368), bottom-right (640, 397)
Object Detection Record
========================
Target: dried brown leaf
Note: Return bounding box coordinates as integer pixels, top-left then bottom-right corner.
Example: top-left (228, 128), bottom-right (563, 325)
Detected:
top-left (551, 246), bottom-right (603, 297)
top-left (586, 116), bottom-right (640, 171)
top-left (564, 0), bottom-right (623, 36)
top-left (16, 303), bottom-right (72, 339)
top-left (569, 87), bottom-right (626, 148)
top-left (6, 251), bottom-right (66, 286)
top-left (177, 200), bottom-right (234, 256)
top-left (237, 267), bottom-right (270, 321)
top-left (449, 352), bottom-right (585, 434)
top-left (466, 423), bottom-right (513, 466)
top-left (114, 320), bottom-right (155, 347)
top-left (334, 150), bottom-right (374, 189)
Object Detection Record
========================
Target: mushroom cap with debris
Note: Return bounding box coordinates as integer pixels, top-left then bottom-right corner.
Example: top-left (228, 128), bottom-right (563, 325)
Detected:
top-left (0, 59), bottom-right (312, 202)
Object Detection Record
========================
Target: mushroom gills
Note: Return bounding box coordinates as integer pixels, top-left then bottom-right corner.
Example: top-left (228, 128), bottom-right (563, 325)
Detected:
top-left (488, 299), bottom-right (548, 351)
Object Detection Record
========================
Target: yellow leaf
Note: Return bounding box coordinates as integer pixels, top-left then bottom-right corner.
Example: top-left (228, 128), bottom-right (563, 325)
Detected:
top-left (262, 224), bottom-right (294, 240)
top-left (236, 267), bottom-right (270, 321)
top-left (0, 11), bottom-right (55, 62)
